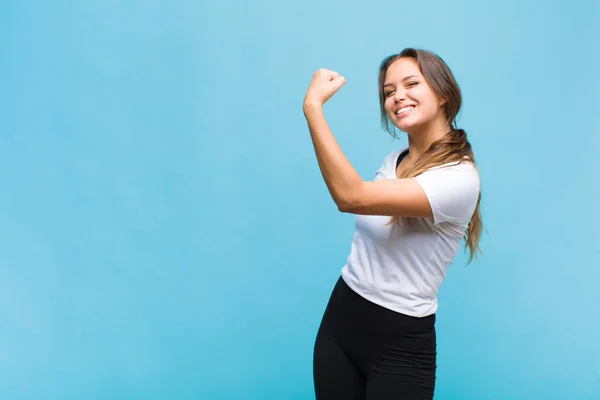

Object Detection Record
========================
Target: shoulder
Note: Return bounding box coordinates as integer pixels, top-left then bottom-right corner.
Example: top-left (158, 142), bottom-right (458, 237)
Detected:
top-left (382, 147), bottom-right (408, 167)
top-left (419, 159), bottom-right (479, 184)
top-left (373, 147), bottom-right (407, 181)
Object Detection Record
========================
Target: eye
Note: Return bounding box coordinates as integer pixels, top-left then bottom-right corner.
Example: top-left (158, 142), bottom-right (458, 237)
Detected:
top-left (385, 90), bottom-right (395, 97)
top-left (407, 81), bottom-right (418, 87)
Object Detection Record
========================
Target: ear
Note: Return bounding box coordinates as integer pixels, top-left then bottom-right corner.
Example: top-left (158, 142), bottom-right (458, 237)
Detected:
top-left (439, 97), bottom-right (447, 106)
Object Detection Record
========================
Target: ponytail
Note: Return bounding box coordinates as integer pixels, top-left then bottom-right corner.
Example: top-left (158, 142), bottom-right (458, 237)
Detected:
top-left (389, 128), bottom-right (483, 263)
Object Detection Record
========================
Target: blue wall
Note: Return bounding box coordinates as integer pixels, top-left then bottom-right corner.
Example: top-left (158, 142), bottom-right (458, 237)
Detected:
top-left (1, 1), bottom-right (599, 399)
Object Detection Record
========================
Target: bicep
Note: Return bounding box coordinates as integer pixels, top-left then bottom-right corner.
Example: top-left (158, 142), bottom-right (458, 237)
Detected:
top-left (340, 163), bottom-right (480, 223)
top-left (339, 178), bottom-right (433, 218)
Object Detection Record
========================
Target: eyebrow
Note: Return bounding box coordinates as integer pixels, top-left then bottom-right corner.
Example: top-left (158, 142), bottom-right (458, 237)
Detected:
top-left (383, 75), bottom-right (419, 87)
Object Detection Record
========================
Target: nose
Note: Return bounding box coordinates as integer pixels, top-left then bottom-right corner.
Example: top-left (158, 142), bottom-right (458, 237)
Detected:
top-left (393, 89), bottom-right (406, 102)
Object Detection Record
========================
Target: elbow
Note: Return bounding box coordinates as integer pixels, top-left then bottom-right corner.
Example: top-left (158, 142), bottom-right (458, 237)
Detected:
top-left (337, 201), bottom-right (352, 213)
top-left (334, 182), bottom-right (366, 213)
top-left (336, 194), bottom-right (361, 214)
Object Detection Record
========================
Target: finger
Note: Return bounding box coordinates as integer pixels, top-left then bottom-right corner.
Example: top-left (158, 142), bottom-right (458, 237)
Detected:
top-left (331, 75), bottom-right (346, 91)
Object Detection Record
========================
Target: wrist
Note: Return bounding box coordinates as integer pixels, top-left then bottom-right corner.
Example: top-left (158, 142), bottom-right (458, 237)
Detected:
top-left (303, 99), bottom-right (323, 114)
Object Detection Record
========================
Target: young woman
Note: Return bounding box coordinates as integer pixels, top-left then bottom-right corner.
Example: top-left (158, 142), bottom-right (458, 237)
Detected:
top-left (303, 48), bottom-right (482, 399)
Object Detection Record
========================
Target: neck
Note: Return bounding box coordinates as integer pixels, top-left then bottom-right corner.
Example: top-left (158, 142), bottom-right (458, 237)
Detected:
top-left (404, 118), bottom-right (450, 160)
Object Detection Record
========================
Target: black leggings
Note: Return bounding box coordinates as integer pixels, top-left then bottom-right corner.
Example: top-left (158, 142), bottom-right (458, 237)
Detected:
top-left (313, 277), bottom-right (437, 399)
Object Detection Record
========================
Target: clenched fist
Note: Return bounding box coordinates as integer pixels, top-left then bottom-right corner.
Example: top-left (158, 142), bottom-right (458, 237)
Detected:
top-left (303, 69), bottom-right (346, 108)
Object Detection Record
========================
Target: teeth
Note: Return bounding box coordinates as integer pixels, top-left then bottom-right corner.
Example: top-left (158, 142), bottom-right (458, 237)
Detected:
top-left (397, 106), bottom-right (415, 115)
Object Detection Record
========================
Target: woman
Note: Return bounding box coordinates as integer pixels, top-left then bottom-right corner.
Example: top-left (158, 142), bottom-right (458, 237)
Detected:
top-left (303, 48), bottom-right (482, 399)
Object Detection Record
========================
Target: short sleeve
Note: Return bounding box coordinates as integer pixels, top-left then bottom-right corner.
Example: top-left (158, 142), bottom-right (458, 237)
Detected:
top-left (413, 162), bottom-right (480, 225)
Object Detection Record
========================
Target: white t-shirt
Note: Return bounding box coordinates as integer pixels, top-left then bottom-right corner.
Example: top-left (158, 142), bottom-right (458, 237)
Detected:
top-left (340, 148), bottom-right (480, 317)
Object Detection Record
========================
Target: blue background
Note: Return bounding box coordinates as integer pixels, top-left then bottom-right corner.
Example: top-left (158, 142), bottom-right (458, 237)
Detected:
top-left (1, 1), bottom-right (599, 399)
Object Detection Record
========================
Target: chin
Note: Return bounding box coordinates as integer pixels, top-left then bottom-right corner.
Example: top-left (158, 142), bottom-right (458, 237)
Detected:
top-left (395, 114), bottom-right (431, 134)
top-left (395, 119), bottom-right (418, 133)
top-left (388, 112), bottom-right (413, 131)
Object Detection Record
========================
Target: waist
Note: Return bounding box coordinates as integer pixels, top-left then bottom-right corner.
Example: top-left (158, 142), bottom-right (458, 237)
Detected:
top-left (341, 266), bottom-right (439, 318)
top-left (334, 276), bottom-right (436, 331)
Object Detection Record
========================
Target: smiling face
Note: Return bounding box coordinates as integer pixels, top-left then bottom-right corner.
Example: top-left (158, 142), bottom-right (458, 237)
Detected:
top-left (382, 57), bottom-right (447, 134)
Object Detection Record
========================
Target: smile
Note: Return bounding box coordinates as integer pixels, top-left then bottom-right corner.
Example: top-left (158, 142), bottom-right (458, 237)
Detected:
top-left (396, 106), bottom-right (415, 116)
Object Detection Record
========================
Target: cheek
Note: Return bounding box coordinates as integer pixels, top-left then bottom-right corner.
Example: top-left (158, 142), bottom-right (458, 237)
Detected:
top-left (418, 89), bottom-right (439, 108)
top-left (409, 91), bottom-right (431, 113)
top-left (384, 98), bottom-right (394, 113)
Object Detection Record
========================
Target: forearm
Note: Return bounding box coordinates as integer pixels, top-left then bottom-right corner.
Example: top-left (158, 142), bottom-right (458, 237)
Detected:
top-left (303, 101), bottom-right (363, 209)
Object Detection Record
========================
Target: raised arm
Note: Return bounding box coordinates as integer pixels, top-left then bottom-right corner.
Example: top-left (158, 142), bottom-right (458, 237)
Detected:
top-left (302, 69), bottom-right (432, 218)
